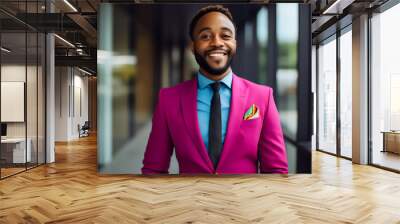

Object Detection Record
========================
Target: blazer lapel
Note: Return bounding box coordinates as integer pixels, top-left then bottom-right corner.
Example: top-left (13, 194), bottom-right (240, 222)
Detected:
top-left (180, 79), bottom-right (214, 171)
top-left (217, 74), bottom-right (249, 169)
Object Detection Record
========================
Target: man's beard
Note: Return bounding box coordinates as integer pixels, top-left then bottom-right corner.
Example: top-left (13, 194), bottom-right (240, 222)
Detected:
top-left (194, 49), bottom-right (234, 76)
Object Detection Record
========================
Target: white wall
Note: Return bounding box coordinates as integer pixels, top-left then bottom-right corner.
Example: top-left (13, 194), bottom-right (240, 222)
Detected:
top-left (55, 67), bottom-right (89, 141)
top-left (1, 65), bottom-right (37, 137)
top-left (55, 66), bottom-right (69, 141)
top-left (71, 72), bottom-right (89, 138)
top-left (1, 65), bottom-right (26, 81)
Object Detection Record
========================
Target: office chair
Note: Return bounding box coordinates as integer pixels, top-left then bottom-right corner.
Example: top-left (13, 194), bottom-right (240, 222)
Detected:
top-left (79, 121), bottom-right (90, 138)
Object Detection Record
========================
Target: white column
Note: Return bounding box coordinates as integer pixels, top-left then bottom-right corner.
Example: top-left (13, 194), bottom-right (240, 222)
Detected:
top-left (46, 33), bottom-right (55, 163)
top-left (45, 0), bottom-right (55, 163)
top-left (352, 14), bottom-right (369, 164)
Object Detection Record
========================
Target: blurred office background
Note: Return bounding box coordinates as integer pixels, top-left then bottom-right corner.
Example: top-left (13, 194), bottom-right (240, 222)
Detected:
top-left (98, 3), bottom-right (312, 174)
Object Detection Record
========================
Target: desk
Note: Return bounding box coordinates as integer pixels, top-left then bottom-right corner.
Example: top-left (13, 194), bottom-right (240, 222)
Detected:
top-left (381, 131), bottom-right (400, 154)
top-left (1, 138), bottom-right (31, 163)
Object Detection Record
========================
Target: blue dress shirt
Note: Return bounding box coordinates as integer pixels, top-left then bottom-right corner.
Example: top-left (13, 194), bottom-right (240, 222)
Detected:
top-left (197, 71), bottom-right (232, 152)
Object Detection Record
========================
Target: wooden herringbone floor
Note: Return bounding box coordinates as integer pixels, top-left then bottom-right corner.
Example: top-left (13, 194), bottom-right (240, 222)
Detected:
top-left (1, 134), bottom-right (400, 224)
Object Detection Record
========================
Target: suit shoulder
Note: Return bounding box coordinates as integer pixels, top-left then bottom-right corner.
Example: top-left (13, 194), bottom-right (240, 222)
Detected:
top-left (237, 76), bottom-right (272, 95)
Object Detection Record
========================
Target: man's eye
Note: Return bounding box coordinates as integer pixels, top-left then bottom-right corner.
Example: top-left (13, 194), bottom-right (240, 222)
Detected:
top-left (200, 34), bottom-right (211, 40)
top-left (222, 34), bottom-right (232, 39)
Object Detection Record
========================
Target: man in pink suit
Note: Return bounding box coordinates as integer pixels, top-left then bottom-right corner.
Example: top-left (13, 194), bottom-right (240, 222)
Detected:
top-left (142, 5), bottom-right (288, 174)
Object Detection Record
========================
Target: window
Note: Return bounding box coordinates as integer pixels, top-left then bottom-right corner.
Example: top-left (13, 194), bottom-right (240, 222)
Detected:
top-left (370, 3), bottom-right (400, 171)
top-left (317, 37), bottom-right (337, 155)
top-left (339, 29), bottom-right (352, 158)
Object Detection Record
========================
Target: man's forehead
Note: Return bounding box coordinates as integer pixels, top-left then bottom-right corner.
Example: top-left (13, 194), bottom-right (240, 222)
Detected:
top-left (195, 11), bottom-right (235, 30)
top-left (198, 26), bottom-right (233, 33)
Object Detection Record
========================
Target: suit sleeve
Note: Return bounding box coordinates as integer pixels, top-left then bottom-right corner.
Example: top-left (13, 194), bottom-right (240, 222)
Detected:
top-left (141, 89), bottom-right (174, 174)
top-left (258, 88), bottom-right (288, 174)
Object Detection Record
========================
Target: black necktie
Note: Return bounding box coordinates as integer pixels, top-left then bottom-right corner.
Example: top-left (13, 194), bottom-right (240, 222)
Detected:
top-left (209, 82), bottom-right (222, 169)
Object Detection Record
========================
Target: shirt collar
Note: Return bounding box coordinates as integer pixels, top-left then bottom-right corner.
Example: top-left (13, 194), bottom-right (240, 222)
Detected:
top-left (197, 70), bottom-right (233, 90)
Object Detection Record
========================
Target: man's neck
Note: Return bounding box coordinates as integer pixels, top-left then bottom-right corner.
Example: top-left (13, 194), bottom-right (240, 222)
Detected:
top-left (199, 68), bottom-right (231, 81)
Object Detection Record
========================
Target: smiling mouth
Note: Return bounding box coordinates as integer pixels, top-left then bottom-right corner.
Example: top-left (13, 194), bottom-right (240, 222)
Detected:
top-left (206, 51), bottom-right (228, 59)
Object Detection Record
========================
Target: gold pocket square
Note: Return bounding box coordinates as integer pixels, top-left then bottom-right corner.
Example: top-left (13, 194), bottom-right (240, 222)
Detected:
top-left (243, 104), bottom-right (259, 120)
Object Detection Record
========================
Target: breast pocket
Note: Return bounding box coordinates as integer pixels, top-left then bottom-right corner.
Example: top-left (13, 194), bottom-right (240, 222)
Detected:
top-left (241, 117), bottom-right (261, 126)
top-left (240, 117), bottom-right (263, 132)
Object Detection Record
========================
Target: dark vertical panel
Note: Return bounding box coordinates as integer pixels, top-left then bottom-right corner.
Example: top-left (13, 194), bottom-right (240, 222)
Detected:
top-left (253, 15), bottom-right (260, 83)
top-left (248, 16), bottom-right (259, 82)
top-left (236, 16), bottom-right (259, 82)
top-left (267, 4), bottom-right (277, 97)
top-left (178, 6), bottom-right (187, 83)
top-left (232, 19), bottom-right (245, 76)
top-left (152, 6), bottom-right (162, 111)
top-left (296, 4), bottom-right (312, 173)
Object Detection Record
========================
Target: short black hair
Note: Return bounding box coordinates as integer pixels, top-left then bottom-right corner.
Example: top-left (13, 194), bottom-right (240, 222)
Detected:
top-left (189, 5), bottom-right (235, 41)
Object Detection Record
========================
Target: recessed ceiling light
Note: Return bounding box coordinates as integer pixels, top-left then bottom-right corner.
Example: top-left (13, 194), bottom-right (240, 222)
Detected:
top-left (78, 67), bottom-right (93, 76)
top-left (54, 34), bottom-right (75, 48)
top-left (322, 0), bottom-right (354, 15)
top-left (1, 47), bottom-right (11, 53)
top-left (63, 0), bottom-right (78, 12)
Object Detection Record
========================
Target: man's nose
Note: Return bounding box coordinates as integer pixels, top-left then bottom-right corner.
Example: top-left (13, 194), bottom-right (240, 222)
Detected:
top-left (210, 35), bottom-right (224, 47)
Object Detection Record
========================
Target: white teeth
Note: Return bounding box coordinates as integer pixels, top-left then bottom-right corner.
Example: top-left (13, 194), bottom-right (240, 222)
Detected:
top-left (209, 53), bottom-right (224, 57)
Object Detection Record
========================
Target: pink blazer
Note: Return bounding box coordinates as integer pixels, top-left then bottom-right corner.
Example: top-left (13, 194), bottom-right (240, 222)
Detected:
top-left (142, 74), bottom-right (288, 174)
